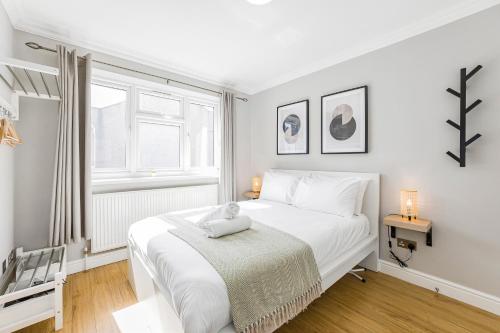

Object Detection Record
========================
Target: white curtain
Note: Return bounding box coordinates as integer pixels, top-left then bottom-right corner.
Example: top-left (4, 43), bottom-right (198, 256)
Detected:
top-left (219, 91), bottom-right (236, 203)
top-left (49, 45), bottom-right (92, 246)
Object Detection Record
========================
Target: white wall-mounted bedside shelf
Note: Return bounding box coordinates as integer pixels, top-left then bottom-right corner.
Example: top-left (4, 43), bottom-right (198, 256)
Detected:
top-left (383, 214), bottom-right (432, 246)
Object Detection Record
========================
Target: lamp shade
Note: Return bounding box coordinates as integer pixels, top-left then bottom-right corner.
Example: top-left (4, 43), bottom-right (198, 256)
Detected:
top-left (252, 176), bottom-right (262, 192)
top-left (400, 189), bottom-right (418, 220)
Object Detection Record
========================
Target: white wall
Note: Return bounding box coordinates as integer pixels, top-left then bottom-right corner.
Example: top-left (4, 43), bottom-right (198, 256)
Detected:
top-left (0, 2), bottom-right (14, 270)
top-left (247, 6), bottom-right (500, 297)
top-left (14, 98), bottom-right (59, 251)
top-left (11, 30), bottom-right (251, 261)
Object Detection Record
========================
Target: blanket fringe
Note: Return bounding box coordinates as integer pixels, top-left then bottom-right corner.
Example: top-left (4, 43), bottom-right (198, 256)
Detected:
top-left (241, 280), bottom-right (323, 333)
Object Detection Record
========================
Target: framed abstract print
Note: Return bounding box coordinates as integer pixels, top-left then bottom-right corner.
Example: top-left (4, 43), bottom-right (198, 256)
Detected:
top-left (321, 86), bottom-right (368, 154)
top-left (277, 99), bottom-right (309, 155)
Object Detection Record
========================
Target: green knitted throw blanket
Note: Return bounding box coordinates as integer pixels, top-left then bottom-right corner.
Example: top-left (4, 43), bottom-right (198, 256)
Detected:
top-left (165, 216), bottom-right (322, 333)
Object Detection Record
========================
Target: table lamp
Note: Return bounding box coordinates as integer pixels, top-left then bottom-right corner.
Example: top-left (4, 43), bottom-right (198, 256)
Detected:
top-left (252, 176), bottom-right (262, 193)
top-left (400, 189), bottom-right (418, 221)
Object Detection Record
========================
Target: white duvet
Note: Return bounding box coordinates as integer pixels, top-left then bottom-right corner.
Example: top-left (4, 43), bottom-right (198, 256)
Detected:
top-left (128, 199), bottom-right (369, 333)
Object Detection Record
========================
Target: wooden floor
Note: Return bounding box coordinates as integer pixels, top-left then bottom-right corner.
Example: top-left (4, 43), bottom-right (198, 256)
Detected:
top-left (16, 261), bottom-right (500, 333)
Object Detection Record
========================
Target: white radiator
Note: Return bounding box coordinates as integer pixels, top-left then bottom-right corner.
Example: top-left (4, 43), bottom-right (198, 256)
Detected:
top-left (91, 184), bottom-right (218, 253)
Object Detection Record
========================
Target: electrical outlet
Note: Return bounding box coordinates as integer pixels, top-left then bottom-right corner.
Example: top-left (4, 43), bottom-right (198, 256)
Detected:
top-left (397, 238), bottom-right (417, 251)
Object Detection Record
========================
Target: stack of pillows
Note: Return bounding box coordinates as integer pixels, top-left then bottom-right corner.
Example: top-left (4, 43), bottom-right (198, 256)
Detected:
top-left (258, 170), bottom-right (369, 218)
top-left (196, 202), bottom-right (252, 238)
top-left (196, 170), bottom-right (369, 238)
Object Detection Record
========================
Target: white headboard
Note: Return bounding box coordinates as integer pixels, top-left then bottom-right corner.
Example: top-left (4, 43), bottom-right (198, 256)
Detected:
top-left (271, 169), bottom-right (380, 238)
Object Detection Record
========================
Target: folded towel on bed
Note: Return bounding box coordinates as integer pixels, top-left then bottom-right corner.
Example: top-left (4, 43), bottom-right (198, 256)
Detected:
top-left (198, 202), bottom-right (240, 226)
top-left (199, 215), bottom-right (252, 238)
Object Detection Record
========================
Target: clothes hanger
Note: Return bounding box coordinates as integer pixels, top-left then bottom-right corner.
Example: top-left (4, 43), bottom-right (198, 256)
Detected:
top-left (6, 119), bottom-right (22, 147)
top-left (0, 119), bottom-right (5, 144)
top-left (0, 118), bottom-right (14, 147)
top-left (0, 118), bottom-right (22, 147)
top-left (7, 120), bottom-right (21, 144)
top-left (0, 118), bottom-right (9, 145)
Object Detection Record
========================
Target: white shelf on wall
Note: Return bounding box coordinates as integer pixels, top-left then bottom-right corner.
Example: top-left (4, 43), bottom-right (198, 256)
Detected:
top-left (1, 57), bottom-right (59, 76)
top-left (0, 57), bottom-right (61, 121)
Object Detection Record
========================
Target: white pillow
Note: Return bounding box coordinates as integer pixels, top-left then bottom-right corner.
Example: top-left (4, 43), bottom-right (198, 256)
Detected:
top-left (292, 175), bottom-right (361, 217)
top-left (259, 171), bottom-right (301, 204)
top-left (354, 179), bottom-right (369, 215)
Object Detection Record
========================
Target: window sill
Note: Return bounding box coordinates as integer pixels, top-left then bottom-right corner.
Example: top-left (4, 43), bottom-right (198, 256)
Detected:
top-left (92, 175), bottom-right (219, 194)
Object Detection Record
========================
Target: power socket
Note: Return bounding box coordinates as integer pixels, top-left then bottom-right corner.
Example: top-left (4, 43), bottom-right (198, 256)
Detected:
top-left (397, 238), bottom-right (417, 251)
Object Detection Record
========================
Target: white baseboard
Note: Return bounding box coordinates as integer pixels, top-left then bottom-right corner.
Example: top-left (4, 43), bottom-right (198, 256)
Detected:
top-left (67, 248), bottom-right (128, 275)
top-left (379, 260), bottom-right (500, 316)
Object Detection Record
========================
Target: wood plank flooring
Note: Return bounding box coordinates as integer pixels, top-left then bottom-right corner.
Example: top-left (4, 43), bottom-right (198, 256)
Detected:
top-left (15, 261), bottom-right (500, 333)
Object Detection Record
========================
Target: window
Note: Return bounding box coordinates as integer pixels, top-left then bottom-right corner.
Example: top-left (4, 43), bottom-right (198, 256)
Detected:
top-left (138, 92), bottom-right (181, 117)
top-left (188, 103), bottom-right (214, 168)
top-left (137, 121), bottom-right (181, 169)
top-left (91, 71), bottom-right (220, 180)
top-left (91, 84), bottom-right (128, 170)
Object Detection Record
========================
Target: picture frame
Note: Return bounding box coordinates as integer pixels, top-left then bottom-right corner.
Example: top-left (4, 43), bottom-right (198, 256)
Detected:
top-left (276, 99), bottom-right (309, 155)
top-left (321, 86), bottom-right (368, 154)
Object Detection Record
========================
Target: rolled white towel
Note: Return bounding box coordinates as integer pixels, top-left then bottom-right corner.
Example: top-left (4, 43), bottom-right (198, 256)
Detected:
top-left (199, 215), bottom-right (252, 238)
top-left (198, 202), bottom-right (240, 226)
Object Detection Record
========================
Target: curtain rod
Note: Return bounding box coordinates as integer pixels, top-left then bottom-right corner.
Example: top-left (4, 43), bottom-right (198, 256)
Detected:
top-left (25, 42), bottom-right (248, 102)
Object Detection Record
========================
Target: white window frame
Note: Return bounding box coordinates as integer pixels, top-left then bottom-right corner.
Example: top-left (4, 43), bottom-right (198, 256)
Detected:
top-left (135, 117), bottom-right (185, 173)
top-left (90, 79), bottom-right (132, 176)
top-left (185, 98), bottom-right (220, 174)
top-left (136, 88), bottom-right (184, 119)
top-left (91, 69), bottom-right (221, 181)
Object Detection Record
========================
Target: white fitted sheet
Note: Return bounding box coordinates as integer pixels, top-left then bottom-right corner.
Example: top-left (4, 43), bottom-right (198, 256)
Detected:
top-left (129, 200), bottom-right (370, 333)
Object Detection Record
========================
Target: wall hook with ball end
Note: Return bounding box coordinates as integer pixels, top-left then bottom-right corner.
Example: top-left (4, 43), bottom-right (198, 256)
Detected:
top-left (446, 65), bottom-right (483, 167)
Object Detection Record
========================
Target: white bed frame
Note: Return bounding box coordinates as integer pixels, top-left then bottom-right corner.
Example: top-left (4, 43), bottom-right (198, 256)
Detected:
top-left (125, 170), bottom-right (380, 333)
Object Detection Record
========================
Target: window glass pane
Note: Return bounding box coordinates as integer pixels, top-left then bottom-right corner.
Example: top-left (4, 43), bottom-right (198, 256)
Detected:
top-left (139, 93), bottom-right (181, 116)
top-left (91, 84), bottom-right (128, 169)
top-left (189, 103), bottom-right (214, 167)
top-left (138, 122), bottom-right (180, 169)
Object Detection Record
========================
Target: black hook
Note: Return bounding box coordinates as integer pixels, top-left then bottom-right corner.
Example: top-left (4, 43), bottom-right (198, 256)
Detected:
top-left (445, 65), bottom-right (483, 167)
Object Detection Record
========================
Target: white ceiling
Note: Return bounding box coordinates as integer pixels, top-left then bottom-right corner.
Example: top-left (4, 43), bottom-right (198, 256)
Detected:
top-left (2, 0), bottom-right (499, 94)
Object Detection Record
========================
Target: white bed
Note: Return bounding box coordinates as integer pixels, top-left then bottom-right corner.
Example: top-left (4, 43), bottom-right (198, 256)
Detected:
top-left (126, 170), bottom-right (380, 333)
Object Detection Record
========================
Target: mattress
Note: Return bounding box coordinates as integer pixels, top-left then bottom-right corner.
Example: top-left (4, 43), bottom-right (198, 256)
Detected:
top-left (128, 199), bottom-right (370, 333)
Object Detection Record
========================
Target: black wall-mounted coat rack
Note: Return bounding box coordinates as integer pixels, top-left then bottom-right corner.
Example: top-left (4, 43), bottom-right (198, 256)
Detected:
top-left (446, 65), bottom-right (483, 167)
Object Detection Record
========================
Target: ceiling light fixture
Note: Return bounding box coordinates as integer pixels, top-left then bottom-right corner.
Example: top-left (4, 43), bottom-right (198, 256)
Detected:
top-left (246, 0), bottom-right (272, 5)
